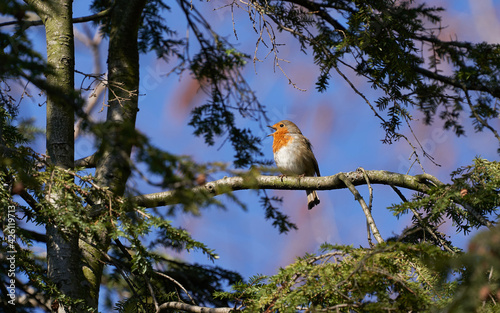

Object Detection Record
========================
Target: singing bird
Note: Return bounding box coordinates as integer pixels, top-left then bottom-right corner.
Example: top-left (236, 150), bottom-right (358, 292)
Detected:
top-left (268, 120), bottom-right (321, 210)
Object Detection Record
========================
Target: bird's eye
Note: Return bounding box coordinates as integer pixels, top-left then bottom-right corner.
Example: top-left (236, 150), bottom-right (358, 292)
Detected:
top-left (279, 124), bottom-right (284, 127)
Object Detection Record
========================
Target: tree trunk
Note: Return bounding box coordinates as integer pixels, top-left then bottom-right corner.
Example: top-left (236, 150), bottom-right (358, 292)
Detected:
top-left (25, 0), bottom-right (84, 312)
top-left (27, 0), bottom-right (146, 310)
top-left (80, 0), bottom-right (147, 309)
top-left (94, 0), bottom-right (145, 193)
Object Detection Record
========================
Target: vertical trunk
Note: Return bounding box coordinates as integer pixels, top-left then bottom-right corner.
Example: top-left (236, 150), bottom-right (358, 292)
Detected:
top-left (94, 0), bottom-right (146, 191)
top-left (27, 0), bottom-right (83, 311)
top-left (80, 0), bottom-right (147, 309)
top-left (44, 2), bottom-right (81, 308)
top-left (28, 0), bottom-right (146, 310)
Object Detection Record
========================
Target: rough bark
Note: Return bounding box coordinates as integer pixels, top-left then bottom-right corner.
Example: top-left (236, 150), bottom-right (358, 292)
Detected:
top-left (95, 0), bottom-right (145, 192)
top-left (25, 0), bottom-right (147, 310)
top-left (78, 0), bottom-right (147, 310)
top-left (25, 0), bottom-right (83, 311)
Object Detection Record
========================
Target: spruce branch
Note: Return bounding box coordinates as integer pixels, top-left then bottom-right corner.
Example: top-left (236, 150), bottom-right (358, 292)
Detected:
top-left (464, 89), bottom-right (500, 143)
top-left (391, 185), bottom-right (456, 253)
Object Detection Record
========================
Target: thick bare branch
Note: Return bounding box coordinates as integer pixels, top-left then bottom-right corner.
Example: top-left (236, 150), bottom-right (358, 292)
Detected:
top-left (132, 170), bottom-right (440, 208)
top-left (74, 153), bottom-right (97, 168)
top-left (158, 302), bottom-right (233, 313)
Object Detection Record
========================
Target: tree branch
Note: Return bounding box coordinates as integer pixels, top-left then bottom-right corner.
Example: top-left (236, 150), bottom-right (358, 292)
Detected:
top-left (132, 170), bottom-right (440, 208)
top-left (461, 202), bottom-right (495, 230)
top-left (464, 89), bottom-right (500, 143)
top-left (279, 0), bottom-right (500, 98)
top-left (284, 0), bottom-right (347, 32)
top-left (75, 153), bottom-right (97, 168)
top-left (158, 302), bottom-right (233, 313)
top-left (413, 66), bottom-right (500, 98)
top-left (0, 7), bottom-right (112, 28)
top-left (413, 35), bottom-right (473, 49)
top-left (154, 271), bottom-right (197, 305)
top-left (390, 185), bottom-right (456, 253)
top-left (338, 172), bottom-right (384, 244)
top-left (19, 189), bottom-right (41, 213)
top-left (21, 228), bottom-right (47, 243)
top-left (16, 277), bottom-right (51, 311)
top-left (359, 168), bottom-right (375, 247)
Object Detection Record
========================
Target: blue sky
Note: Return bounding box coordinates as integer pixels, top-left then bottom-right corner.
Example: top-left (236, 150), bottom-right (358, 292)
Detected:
top-left (125, 0), bottom-right (500, 279)
top-left (5, 0), bottom-right (500, 308)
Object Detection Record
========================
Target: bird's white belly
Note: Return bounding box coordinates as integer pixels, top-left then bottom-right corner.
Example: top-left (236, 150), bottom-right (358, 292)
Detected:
top-left (274, 142), bottom-right (307, 175)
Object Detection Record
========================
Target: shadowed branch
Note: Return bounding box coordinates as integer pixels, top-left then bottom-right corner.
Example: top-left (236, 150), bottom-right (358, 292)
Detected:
top-left (0, 7), bottom-right (112, 28)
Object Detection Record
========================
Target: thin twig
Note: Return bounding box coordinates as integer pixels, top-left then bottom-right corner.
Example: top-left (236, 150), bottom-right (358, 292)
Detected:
top-left (464, 89), bottom-right (500, 143)
top-left (390, 185), bottom-right (455, 253)
top-left (489, 266), bottom-right (497, 305)
top-left (234, 0), bottom-right (306, 91)
top-left (338, 173), bottom-right (384, 244)
top-left (317, 303), bottom-right (360, 311)
top-left (461, 202), bottom-right (495, 230)
top-left (0, 7), bottom-right (112, 28)
top-left (402, 114), bottom-right (440, 169)
top-left (87, 240), bottom-right (141, 301)
top-left (154, 271), bottom-right (197, 305)
top-left (145, 275), bottom-right (159, 313)
top-left (74, 24), bottom-right (106, 139)
top-left (306, 251), bottom-right (344, 265)
top-left (358, 168), bottom-right (374, 247)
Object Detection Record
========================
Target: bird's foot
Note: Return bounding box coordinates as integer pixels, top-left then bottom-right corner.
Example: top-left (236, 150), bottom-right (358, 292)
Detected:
top-left (278, 174), bottom-right (287, 182)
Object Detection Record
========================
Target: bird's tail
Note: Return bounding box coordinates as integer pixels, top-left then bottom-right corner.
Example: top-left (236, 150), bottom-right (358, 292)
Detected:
top-left (306, 190), bottom-right (320, 210)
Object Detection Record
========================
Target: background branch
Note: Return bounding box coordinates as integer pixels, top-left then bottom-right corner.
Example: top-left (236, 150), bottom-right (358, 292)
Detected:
top-left (74, 153), bottom-right (97, 168)
top-left (0, 7), bottom-right (112, 28)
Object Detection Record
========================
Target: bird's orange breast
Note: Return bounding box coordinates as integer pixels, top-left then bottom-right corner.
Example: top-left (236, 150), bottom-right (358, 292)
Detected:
top-left (272, 131), bottom-right (293, 154)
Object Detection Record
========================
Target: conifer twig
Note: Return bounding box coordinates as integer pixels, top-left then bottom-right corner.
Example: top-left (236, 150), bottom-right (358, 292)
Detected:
top-left (391, 185), bottom-right (455, 253)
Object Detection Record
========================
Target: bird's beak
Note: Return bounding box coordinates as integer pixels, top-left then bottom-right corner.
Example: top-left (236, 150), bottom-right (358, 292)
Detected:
top-left (267, 125), bottom-right (276, 137)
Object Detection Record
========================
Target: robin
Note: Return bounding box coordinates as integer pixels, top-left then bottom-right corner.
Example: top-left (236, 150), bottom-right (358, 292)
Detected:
top-left (268, 120), bottom-right (321, 210)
